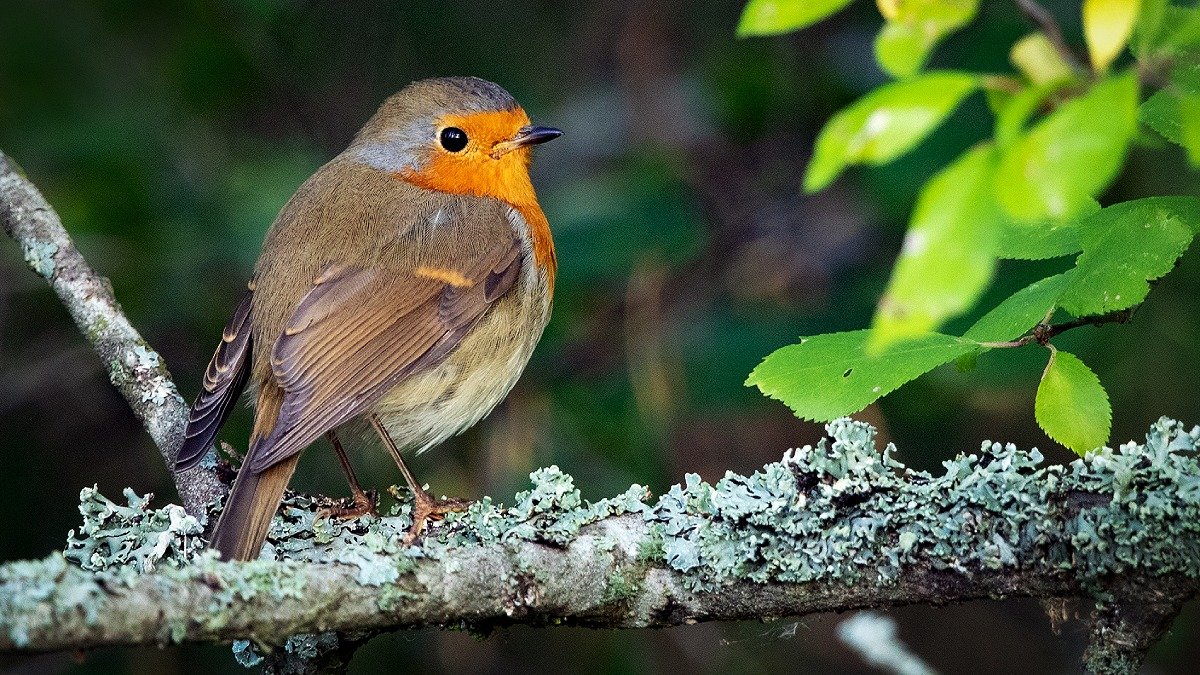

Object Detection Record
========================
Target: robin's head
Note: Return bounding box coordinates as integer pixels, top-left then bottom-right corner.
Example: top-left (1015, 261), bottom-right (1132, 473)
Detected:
top-left (350, 77), bottom-right (561, 204)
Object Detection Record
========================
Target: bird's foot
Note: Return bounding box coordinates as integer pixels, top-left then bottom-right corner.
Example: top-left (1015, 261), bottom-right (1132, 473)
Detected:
top-left (317, 488), bottom-right (379, 522)
top-left (403, 492), bottom-right (472, 545)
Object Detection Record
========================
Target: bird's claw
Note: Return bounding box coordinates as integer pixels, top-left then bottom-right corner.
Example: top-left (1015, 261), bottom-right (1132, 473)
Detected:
top-left (403, 493), bottom-right (472, 545)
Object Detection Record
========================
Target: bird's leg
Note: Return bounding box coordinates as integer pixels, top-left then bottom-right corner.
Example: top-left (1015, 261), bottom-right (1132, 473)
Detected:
top-left (318, 430), bottom-right (377, 520)
top-left (368, 413), bottom-right (470, 543)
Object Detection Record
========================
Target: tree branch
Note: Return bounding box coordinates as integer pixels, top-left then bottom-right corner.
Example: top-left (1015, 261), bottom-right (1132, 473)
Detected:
top-left (0, 150), bottom-right (224, 517)
top-left (1, 419), bottom-right (1198, 674)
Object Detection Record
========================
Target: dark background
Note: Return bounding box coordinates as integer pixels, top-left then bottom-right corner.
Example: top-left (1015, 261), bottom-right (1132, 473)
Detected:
top-left (2, 1), bottom-right (1198, 673)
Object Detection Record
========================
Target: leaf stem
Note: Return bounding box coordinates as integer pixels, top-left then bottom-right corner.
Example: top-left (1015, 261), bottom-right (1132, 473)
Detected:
top-left (979, 307), bottom-right (1136, 350)
top-left (1013, 0), bottom-right (1085, 73)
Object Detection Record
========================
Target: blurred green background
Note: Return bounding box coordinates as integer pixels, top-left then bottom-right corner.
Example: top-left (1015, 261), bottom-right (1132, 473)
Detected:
top-left (1, 0), bottom-right (1198, 673)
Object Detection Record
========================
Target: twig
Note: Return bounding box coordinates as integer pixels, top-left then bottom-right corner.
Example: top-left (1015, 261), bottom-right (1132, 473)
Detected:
top-left (1014, 0), bottom-right (1086, 73)
top-left (0, 150), bottom-right (224, 517)
top-left (979, 307), bottom-right (1135, 349)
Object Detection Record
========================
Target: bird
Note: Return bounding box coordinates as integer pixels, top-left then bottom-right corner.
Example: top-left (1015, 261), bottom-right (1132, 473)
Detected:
top-left (174, 76), bottom-right (562, 561)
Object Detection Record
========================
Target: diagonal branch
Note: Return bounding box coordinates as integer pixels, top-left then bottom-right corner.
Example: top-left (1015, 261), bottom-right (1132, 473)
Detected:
top-left (0, 150), bottom-right (224, 516)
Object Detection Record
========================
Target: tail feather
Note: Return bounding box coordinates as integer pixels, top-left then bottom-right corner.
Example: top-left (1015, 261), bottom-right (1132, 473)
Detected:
top-left (210, 455), bottom-right (300, 561)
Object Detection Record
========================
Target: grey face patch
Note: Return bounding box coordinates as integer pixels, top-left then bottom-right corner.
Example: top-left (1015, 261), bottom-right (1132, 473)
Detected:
top-left (352, 111), bottom-right (440, 173)
top-left (353, 136), bottom-right (420, 174)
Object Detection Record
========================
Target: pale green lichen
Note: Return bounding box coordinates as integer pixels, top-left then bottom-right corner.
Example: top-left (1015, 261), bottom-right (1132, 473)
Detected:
top-left (0, 554), bottom-right (103, 648)
top-left (21, 417), bottom-right (1200, 661)
top-left (85, 315), bottom-right (110, 343)
top-left (54, 419), bottom-right (1200, 596)
top-left (248, 467), bottom-right (649, 590)
top-left (232, 639), bottom-right (264, 667)
top-left (22, 240), bottom-right (57, 278)
top-left (648, 417), bottom-right (1200, 591)
top-left (64, 486), bottom-right (204, 574)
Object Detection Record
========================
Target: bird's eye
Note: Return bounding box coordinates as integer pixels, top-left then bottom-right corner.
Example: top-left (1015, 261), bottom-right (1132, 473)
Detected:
top-left (439, 127), bottom-right (468, 152)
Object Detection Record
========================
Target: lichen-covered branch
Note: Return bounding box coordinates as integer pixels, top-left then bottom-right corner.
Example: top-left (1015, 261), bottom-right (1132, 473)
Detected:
top-left (0, 150), bottom-right (223, 516)
top-left (4, 147), bottom-right (1199, 672)
top-left (2, 419), bottom-right (1199, 674)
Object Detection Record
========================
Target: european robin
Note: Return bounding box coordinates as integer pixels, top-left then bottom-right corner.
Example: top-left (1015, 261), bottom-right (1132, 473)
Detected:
top-left (175, 76), bottom-right (562, 561)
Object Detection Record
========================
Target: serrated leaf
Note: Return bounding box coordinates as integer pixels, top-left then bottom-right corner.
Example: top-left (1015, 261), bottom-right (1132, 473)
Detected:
top-left (1180, 93), bottom-right (1200, 165)
top-left (962, 271), bottom-right (1074, 343)
top-left (1130, 0), bottom-right (1168, 57)
top-left (1010, 32), bottom-right (1076, 86)
top-left (995, 199), bottom-right (1098, 260)
top-left (1140, 89), bottom-right (1187, 145)
top-left (1035, 349), bottom-right (1111, 454)
top-left (1140, 61), bottom-right (1200, 149)
top-left (870, 144), bottom-right (1002, 350)
top-left (1137, 6), bottom-right (1200, 55)
top-left (873, 0), bottom-right (981, 79)
top-left (747, 330), bottom-right (976, 422)
top-left (996, 223), bottom-right (1083, 261)
top-left (737, 0), bottom-right (855, 37)
top-left (994, 73), bottom-right (1138, 222)
top-left (1083, 0), bottom-right (1141, 73)
top-left (1060, 197), bottom-right (1200, 316)
top-left (804, 72), bottom-right (978, 192)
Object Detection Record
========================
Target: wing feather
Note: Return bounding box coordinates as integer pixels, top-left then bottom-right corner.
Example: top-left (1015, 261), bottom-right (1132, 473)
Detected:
top-left (244, 234), bottom-right (523, 473)
top-left (176, 290), bottom-right (254, 471)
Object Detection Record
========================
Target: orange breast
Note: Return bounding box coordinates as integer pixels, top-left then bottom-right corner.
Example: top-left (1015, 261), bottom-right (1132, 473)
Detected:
top-left (395, 108), bottom-right (556, 289)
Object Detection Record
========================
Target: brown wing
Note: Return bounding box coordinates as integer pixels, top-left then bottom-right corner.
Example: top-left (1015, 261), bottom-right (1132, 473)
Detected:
top-left (176, 289), bottom-right (254, 471)
top-left (244, 235), bottom-right (522, 473)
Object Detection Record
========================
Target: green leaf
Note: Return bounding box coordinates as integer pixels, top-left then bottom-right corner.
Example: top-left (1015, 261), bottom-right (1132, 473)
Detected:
top-left (875, 23), bottom-right (930, 79)
top-left (747, 330), bottom-right (976, 422)
top-left (1083, 0), bottom-right (1141, 73)
top-left (993, 73), bottom-right (1139, 222)
top-left (1140, 60), bottom-right (1200, 161)
top-left (1130, 0), bottom-right (1168, 57)
top-left (984, 84), bottom-right (1015, 117)
top-left (737, 0), bottom-right (855, 37)
top-left (1060, 197), bottom-right (1200, 316)
top-left (1137, 6), bottom-right (1200, 55)
top-left (995, 199), bottom-right (1098, 260)
top-left (869, 144), bottom-right (1002, 350)
top-left (993, 81), bottom-right (1073, 148)
top-left (1182, 93), bottom-right (1200, 165)
top-left (961, 271), bottom-right (1074, 343)
top-left (1010, 32), bottom-right (1076, 86)
top-left (804, 72), bottom-right (979, 192)
top-left (1035, 349), bottom-right (1111, 454)
top-left (1139, 62), bottom-right (1200, 149)
top-left (1140, 89), bottom-right (1188, 145)
top-left (873, 0), bottom-right (981, 79)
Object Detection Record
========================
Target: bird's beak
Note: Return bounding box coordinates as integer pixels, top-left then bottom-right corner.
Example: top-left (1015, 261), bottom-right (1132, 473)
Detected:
top-left (490, 125), bottom-right (563, 158)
